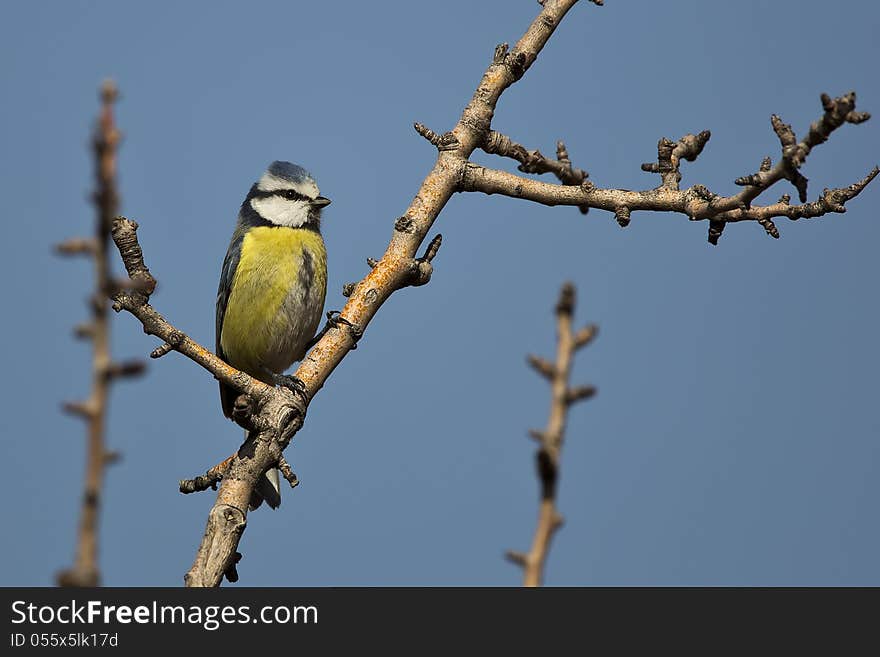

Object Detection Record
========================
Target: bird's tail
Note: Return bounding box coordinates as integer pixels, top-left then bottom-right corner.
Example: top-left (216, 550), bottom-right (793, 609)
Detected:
top-left (245, 430), bottom-right (282, 510)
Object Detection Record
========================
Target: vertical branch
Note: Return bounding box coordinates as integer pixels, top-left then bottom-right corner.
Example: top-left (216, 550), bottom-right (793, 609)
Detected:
top-left (507, 282), bottom-right (597, 587)
top-left (56, 81), bottom-right (144, 587)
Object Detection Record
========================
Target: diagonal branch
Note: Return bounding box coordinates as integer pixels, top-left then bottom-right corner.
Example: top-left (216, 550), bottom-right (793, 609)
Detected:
top-left (111, 0), bottom-right (582, 588)
top-left (55, 81), bottom-right (146, 587)
top-left (111, 213), bottom-right (307, 587)
top-left (507, 282), bottom-right (596, 587)
top-left (106, 0), bottom-right (874, 586)
top-left (111, 219), bottom-right (270, 406)
top-left (179, 454), bottom-right (236, 495)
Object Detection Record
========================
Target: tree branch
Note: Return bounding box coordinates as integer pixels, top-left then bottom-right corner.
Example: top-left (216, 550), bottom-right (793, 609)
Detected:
top-left (179, 454), bottom-right (236, 495)
top-left (462, 92), bottom-right (875, 244)
top-left (506, 283), bottom-right (596, 587)
top-left (56, 81), bottom-right (146, 587)
top-left (106, 0), bottom-right (874, 585)
top-left (143, 0), bottom-right (577, 587)
top-left (481, 131), bottom-right (590, 213)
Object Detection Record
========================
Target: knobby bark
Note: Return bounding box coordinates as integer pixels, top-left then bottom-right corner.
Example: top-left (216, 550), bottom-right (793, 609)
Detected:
top-left (506, 283), bottom-right (597, 587)
top-left (463, 92), bottom-right (876, 245)
top-left (105, 0), bottom-right (874, 586)
top-left (56, 81), bottom-right (145, 587)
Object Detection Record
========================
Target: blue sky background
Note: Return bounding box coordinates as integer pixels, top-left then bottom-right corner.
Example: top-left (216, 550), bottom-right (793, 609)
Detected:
top-left (1, 0), bottom-right (878, 586)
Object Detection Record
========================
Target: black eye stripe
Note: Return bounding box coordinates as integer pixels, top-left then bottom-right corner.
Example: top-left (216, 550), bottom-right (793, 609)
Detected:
top-left (252, 188), bottom-right (309, 202)
top-left (280, 189), bottom-right (308, 202)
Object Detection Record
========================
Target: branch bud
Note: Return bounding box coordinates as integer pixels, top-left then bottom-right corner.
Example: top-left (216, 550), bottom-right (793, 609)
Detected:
top-left (573, 324), bottom-right (598, 349)
top-left (527, 354), bottom-right (556, 380)
top-left (55, 238), bottom-right (97, 256)
top-left (104, 359), bottom-right (147, 380)
top-left (565, 385), bottom-right (597, 405)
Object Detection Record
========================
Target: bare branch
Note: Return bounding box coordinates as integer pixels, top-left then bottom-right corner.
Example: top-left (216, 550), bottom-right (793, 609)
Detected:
top-left (414, 122), bottom-right (459, 151)
top-left (103, 359), bottom-right (147, 381)
top-left (421, 233), bottom-right (443, 263)
top-left (482, 131), bottom-right (589, 193)
top-left (105, 0), bottom-right (873, 585)
top-left (464, 123), bottom-right (872, 242)
top-left (55, 237), bottom-right (97, 256)
top-left (573, 324), bottom-right (598, 350)
top-left (110, 216), bottom-right (302, 589)
top-left (111, 219), bottom-right (272, 408)
top-left (73, 322), bottom-right (97, 340)
top-left (150, 342), bottom-right (174, 359)
top-left (62, 400), bottom-right (96, 420)
top-left (482, 131), bottom-right (590, 214)
top-left (162, 0), bottom-right (582, 587)
top-left (56, 80), bottom-right (144, 588)
top-left (566, 385), bottom-right (597, 405)
top-left (462, 92), bottom-right (874, 244)
top-left (406, 233), bottom-right (444, 288)
top-left (527, 354), bottom-right (556, 381)
top-left (719, 167), bottom-right (878, 222)
top-left (277, 455), bottom-right (299, 489)
top-left (180, 454), bottom-right (235, 495)
top-left (508, 282), bottom-right (596, 587)
top-left (640, 131), bottom-right (712, 190)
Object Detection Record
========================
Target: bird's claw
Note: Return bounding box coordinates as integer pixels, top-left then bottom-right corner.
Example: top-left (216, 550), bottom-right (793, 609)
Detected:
top-left (325, 310), bottom-right (354, 330)
top-left (274, 374), bottom-right (309, 403)
top-left (306, 310), bottom-right (358, 350)
top-left (326, 311), bottom-right (362, 347)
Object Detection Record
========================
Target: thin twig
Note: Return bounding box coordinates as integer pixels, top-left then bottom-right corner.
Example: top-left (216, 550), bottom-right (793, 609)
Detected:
top-left (277, 455), bottom-right (299, 489)
top-left (507, 283), bottom-right (596, 587)
top-left (180, 454), bottom-right (236, 495)
top-left (56, 81), bottom-right (145, 587)
top-left (106, 0), bottom-right (874, 586)
top-left (463, 93), bottom-right (875, 244)
top-left (109, 0), bottom-right (579, 588)
top-left (482, 131), bottom-right (589, 213)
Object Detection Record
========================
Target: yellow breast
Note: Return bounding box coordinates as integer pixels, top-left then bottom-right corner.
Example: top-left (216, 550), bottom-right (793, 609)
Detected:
top-left (220, 226), bottom-right (326, 380)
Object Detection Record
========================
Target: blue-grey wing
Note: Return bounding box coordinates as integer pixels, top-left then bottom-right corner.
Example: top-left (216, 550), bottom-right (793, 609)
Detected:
top-left (216, 226), bottom-right (245, 417)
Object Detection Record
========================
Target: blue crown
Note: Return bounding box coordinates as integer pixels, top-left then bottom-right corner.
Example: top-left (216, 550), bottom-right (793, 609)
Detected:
top-left (267, 160), bottom-right (312, 183)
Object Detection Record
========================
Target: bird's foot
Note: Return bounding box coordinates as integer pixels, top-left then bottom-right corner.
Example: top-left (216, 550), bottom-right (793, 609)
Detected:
top-left (273, 373), bottom-right (309, 404)
top-left (306, 310), bottom-right (358, 350)
top-left (325, 310), bottom-right (354, 330)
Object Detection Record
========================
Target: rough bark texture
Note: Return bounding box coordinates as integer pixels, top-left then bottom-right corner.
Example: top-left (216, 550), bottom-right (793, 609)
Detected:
top-left (105, 0), bottom-right (874, 586)
top-left (464, 90), bottom-right (875, 244)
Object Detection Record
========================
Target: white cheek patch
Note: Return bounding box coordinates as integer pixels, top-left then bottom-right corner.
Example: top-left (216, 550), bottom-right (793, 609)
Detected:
top-left (250, 197), bottom-right (312, 228)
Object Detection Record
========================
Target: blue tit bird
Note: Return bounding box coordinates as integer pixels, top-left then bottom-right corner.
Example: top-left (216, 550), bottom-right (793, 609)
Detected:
top-left (216, 161), bottom-right (330, 510)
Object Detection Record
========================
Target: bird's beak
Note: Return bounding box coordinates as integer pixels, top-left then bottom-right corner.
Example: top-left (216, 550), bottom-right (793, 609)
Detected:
top-left (312, 196), bottom-right (332, 208)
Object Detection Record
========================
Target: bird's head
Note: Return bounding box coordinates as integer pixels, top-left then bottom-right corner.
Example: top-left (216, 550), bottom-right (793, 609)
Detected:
top-left (246, 160), bottom-right (331, 228)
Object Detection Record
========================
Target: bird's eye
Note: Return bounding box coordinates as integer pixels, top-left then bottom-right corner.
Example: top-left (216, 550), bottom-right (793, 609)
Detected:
top-left (281, 189), bottom-right (304, 201)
